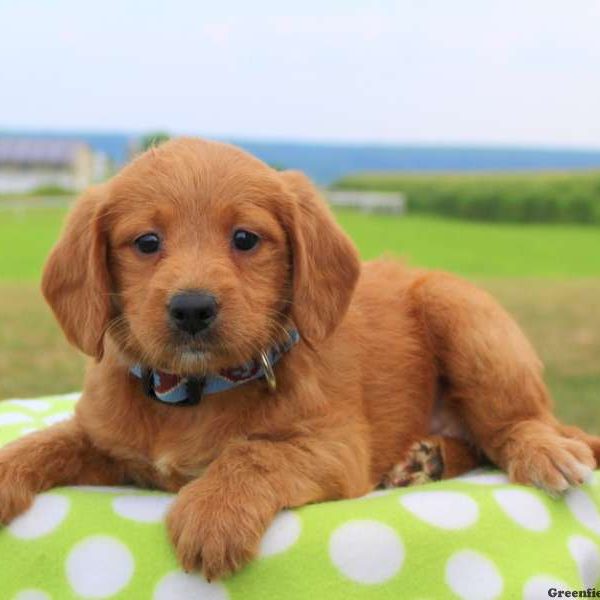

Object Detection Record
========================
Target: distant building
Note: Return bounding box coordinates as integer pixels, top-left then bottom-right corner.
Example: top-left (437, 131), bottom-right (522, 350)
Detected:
top-left (0, 138), bottom-right (98, 193)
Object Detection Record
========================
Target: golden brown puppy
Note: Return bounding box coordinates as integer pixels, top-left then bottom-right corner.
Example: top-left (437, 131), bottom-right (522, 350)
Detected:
top-left (1, 138), bottom-right (598, 580)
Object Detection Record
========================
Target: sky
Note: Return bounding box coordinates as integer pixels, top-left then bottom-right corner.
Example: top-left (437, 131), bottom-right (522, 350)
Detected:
top-left (2, 0), bottom-right (600, 147)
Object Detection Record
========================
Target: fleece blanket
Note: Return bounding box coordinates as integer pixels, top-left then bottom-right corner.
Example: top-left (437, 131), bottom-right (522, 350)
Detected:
top-left (0, 395), bottom-right (599, 600)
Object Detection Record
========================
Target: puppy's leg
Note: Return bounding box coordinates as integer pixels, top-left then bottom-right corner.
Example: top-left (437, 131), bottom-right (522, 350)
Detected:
top-left (0, 418), bottom-right (125, 523)
top-left (382, 435), bottom-right (480, 487)
top-left (166, 427), bottom-right (371, 580)
top-left (412, 273), bottom-right (597, 494)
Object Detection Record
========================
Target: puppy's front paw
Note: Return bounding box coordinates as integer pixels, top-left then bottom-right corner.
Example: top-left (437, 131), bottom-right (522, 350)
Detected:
top-left (0, 463), bottom-right (36, 524)
top-left (166, 486), bottom-right (263, 580)
top-left (506, 434), bottom-right (595, 496)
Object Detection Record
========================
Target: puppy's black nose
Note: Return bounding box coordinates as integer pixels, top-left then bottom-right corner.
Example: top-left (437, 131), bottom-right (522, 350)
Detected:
top-left (168, 292), bottom-right (218, 335)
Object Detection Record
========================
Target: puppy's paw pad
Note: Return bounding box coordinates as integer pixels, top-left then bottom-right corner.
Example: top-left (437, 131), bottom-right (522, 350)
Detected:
top-left (383, 439), bottom-right (444, 488)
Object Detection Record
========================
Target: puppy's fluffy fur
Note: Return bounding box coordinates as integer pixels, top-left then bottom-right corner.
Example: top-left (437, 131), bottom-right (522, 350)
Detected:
top-left (1, 138), bottom-right (598, 579)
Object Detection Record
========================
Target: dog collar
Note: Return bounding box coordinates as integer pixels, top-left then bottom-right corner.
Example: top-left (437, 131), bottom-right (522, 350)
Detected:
top-left (129, 330), bottom-right (300, 407)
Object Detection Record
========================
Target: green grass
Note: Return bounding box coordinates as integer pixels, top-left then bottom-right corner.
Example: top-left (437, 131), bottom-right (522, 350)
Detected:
top-left (0, 283), bottom-right (86, 399)
top-left (0, 207), bottom-right (68, 281)
top-left (483, 278), bottom-right (600, 432)
top-left (0, 186), bottom-right (73, 198)
top-left (2, 206), bottom-right (600, 281)
top-left (0, 204), bottom-right (598, 434)
top-left (335, 209), bottom-right (600, 277)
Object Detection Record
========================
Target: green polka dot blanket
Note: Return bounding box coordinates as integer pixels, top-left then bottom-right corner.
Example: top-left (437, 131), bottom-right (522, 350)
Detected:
top-left (1, 394), bottom-right (600, 599)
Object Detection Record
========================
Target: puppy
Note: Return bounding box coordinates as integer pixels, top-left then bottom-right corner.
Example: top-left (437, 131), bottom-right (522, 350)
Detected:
top-left (0, 138), bottom-right (598, 580)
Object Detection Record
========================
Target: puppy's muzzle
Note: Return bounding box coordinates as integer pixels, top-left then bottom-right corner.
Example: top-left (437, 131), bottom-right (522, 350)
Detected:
top-left (168, 291), bottom-right (218, 335)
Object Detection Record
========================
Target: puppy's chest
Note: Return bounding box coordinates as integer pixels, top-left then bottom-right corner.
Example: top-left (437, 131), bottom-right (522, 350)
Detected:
top-left (84, 381), bottom-right (273, 490)
top-left (85, 409), bottom-right (219, 490)
top-left (123, 408), bottom-right (242, 489)
top-left (110, 439), bottom-right (213, 492)
top-left (147, 426), bottom-right (223, 487)
top-left (150, 450), bottom-right (207, 486)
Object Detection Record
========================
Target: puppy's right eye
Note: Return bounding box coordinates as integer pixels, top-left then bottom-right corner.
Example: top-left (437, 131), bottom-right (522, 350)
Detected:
top-left (134, 233), bottom-right (161, 254)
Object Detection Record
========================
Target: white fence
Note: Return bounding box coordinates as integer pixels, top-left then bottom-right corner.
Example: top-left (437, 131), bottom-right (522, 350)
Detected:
top-left (0, 171), bottom-right (79, 193)
top-left (324, 189), bottom-right (405, 214)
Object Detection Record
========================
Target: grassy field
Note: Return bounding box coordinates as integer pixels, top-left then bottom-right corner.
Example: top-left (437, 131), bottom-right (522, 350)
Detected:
top-left (1, 204), bottom-right (599, 432)
top-left (336, 209), bottom-right (600, 277)
top-left (0, 206), bottom-right (70, 281)
top-left (2, 205), bottom-right (600, 280)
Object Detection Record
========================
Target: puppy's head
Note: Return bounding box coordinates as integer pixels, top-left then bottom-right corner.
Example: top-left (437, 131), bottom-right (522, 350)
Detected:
top-left (42, 138), bottom-right (360, 374)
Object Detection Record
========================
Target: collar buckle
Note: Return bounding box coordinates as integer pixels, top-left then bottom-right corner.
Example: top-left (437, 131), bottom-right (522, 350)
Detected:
top-left (259, 350), bottom-right (277, 393)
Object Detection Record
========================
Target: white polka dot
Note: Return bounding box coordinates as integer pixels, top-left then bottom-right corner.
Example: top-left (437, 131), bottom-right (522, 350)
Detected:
top-left (19, 427), bottom-right (41, 437)
top-left (8, 493), bottom-right (70, 540)
top-left (400, 491), bottom-right (479, 529)
top-left (13, 590), bottom-right (51, 600)
top-left (492, 489), bottom-right (551, 532)
top-left (445, 550), bottom-right (503, 600)
top-left (568, 535), bottom-right (600, 587)
top-left (259, 511), bottom-right (302, 557)
top-left (153, 571), bottom-right (229, 600)
top-left (566, 488), bottom-right (600, 534)
top-left (66, 535), bottom-right (134, 598)
top-left (522, 575), bottom-right (568, 600)
top-left (0, 412), bottom-right (34, 426)
top-left (329, 520), bottom-right (404, 584)
top-left (4, 400), bottom-right (51, 413)
top-left (457, 470), bottom-right (510, 485)
top-left (113, 495), bottom-right (174, 523)
top-left (43, 411), bottom-right (73, 426)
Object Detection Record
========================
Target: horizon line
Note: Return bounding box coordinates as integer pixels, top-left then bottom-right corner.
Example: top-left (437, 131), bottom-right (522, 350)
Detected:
top-left (2, 126), bottom-right (600, 155)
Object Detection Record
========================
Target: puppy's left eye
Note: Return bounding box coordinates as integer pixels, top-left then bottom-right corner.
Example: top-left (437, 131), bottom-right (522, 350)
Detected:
top-left (232, 229), bottom-right (260, 251)
top-left (134, 233), bottom-right (161, 254)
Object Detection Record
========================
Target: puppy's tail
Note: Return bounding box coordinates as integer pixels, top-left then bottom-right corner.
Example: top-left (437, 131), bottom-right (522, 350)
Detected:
top-left (560, 424), bottom-right (600, 467)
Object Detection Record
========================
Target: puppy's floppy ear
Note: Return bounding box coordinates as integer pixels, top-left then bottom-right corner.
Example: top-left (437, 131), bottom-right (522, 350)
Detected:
top-left (41, 185), bottom-right (111, 359)
top-left (279, 170), bottom-right (360, 342)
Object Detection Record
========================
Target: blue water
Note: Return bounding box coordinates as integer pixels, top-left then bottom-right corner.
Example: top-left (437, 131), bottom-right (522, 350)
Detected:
top-left (236, 140), bottom-right (600, 184)
top-left (3, 130), bottom-right (600, 184)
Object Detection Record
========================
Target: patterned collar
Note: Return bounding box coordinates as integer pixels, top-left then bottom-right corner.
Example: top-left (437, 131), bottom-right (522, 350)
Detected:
top-left (129, 330), bottom-right (300, 407)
